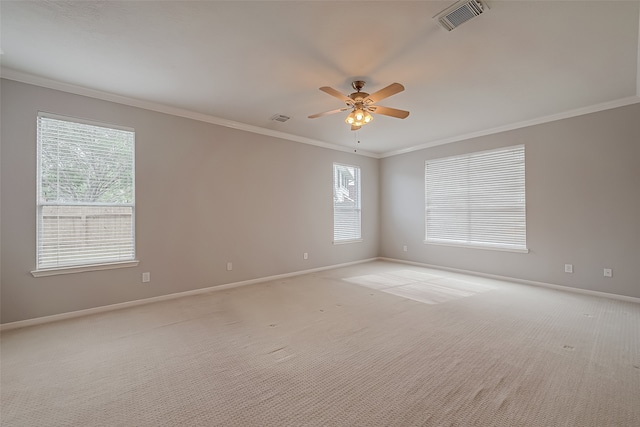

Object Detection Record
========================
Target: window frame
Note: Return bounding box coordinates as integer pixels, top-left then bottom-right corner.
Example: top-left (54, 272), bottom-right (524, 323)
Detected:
top-left (332, 162), bottom-right (362, 244)
top-left (424, 145), bottom-right (528, 253)
top-left (32, 112), bottom-right (139, 277)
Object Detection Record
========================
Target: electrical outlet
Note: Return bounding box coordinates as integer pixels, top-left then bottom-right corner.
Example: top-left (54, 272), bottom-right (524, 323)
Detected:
top-left (603, 268), bottom-right (612, 278)
top-left (303, 252), bottom-right (308, 260)
top-left (403, 245), bottom-right (408, 252)
top-left (564, 264), bottom-right (573, 273)
top-left (226, 262), bottom-right (233, 271)
top-left (142, 272), bottom-right (150, 283)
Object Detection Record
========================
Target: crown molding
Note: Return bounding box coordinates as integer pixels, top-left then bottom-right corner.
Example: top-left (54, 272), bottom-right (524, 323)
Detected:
top-left (0, 67), bottom-right (380, 159)
top-left (380, 95), bottom-right (640, 158)
top-left (3, 67), bottom-right (639, 161)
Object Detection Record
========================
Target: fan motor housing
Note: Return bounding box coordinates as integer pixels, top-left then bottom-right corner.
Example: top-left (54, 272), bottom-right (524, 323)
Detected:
top-left (349, 92), bottom-right (369, 102)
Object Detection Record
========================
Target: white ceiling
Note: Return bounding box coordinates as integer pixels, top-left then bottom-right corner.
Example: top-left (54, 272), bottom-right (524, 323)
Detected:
top-left (1, 1), bottom-right (639, 156)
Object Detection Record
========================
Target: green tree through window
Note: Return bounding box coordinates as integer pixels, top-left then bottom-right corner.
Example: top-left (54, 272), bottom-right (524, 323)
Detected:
top-left (37, 114), bottom-right (135, 269)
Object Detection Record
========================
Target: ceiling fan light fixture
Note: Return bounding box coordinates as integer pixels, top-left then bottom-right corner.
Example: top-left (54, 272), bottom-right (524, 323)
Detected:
top-left (344, 108), bottom-right (372, 128)
top-left (311, 81), bottom-right (409, 131)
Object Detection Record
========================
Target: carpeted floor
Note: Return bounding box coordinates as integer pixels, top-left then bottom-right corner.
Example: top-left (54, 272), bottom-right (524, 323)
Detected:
top-left (2, 260), bottom-right (639, 426)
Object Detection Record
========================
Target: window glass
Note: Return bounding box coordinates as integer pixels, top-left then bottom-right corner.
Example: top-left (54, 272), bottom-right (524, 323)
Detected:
top-left (333, 163), bottom-right (361, 243)
top-left (36, 113), bottom-right (135, 269)
top-left (425, 145), bottom-right (526, 251)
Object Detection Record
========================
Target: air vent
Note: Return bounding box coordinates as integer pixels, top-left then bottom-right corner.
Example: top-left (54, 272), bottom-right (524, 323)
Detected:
top-left (270, 114), bottom-right (290, 123)
top-left (434, 0), bottom-right (488, 31)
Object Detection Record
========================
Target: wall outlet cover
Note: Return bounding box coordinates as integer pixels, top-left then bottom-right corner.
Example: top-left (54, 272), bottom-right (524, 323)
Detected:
top-left (564, 264), bottom-right (573, 273)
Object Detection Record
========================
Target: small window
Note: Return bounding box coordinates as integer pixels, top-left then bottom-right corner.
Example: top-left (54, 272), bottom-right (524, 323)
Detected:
top-left (333, 163), bottom-right (361, 243)
top-left (36, 113), bottom-right (136, 270)
top-left (425, 145), bottom-right (527, 252)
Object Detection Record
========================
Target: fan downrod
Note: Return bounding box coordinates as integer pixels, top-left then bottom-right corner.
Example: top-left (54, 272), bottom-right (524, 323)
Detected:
top-left (351, 80), bottom-right (366, 92)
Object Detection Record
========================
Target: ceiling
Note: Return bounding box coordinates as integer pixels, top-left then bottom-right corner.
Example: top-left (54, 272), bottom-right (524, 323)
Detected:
top-left (1, 1), bottom-right (639, 157)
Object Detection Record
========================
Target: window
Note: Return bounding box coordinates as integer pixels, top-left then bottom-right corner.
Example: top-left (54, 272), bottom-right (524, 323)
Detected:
top-left (333, 163), bottom-right (361, 243)
top-left (36, 113), bottom-right (136, 271)
top-left (425, 145), bottom-right (527, 252)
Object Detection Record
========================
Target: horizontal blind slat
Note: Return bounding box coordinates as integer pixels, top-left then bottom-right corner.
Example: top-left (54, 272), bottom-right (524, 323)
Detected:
top-left (37, 115), bottom-right (136, 269)
top-left (425, 145), bottom-right (526, 250)
top-left (333, 163), bottom-right (361, 241)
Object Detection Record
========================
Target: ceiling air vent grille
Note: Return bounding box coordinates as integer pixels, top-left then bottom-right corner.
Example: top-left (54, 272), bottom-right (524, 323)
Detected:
top-left (434, 0), bottom-right (488, 31)
top-left (270, 114), bottom-right (290, 123)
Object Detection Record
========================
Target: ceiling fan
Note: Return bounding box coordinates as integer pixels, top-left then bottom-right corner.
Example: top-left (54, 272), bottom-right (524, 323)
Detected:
top-left (308, 81), bottom-right (410, 131)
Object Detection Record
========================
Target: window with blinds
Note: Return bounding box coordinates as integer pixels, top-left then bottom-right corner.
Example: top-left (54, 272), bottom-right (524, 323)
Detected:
top-left (333, 163), bottom-right (362, 243)
top-left (36, 113), bottom-right (135, 270)
top-left (425, 145), bottom-right (527, 252)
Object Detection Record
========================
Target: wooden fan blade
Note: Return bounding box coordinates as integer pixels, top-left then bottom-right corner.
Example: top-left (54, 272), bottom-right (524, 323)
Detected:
top-left (365, 83), bottom-right (405, 104)
top-left (351, 125), bottom-right (361, 131)
top-left (308, 107), bottom-right (350, 119)
top-left (369, 105), bottom-right (410, 119)
top-left (319, 86), bottom-right (352, 103)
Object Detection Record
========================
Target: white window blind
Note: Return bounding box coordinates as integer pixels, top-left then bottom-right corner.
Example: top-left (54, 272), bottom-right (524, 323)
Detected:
top-left (333, 163), bottom-right (361, 243)
top-left (36, 113), bottom-right (135, 270)
top-left (425, 145), bottom-right (526, 251)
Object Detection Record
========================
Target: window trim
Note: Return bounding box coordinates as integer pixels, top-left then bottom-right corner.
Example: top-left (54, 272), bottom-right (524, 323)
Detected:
top-left (424, 145), bottom-right (528, 253)
top-left (31, 260), bottom-right (140, 277)
top-left (34, 112), bottom-right (137, 274)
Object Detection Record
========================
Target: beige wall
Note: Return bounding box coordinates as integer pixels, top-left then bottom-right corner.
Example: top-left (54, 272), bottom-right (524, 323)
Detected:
top-left (2, 78), bottom-right (639, 325)
top-left (380, 103), bottom-right (640, 299)
top-left (0, 79), bottom-right (380, 323)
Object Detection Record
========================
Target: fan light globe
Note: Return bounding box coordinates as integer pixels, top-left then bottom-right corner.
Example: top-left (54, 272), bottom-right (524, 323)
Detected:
top-left (345, 112), bottom-right (356, 124)
top-left (355, 109), bottom-right (364, 121)
top-left (364, 112), bottom-right (373, 123)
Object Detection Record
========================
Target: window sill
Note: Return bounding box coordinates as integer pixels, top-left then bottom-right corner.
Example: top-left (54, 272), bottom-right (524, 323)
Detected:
top-left (333, 239), bottom-right (363, 245)
top-left (423, 240), bottom-right (529, 254)
top-left (31, 260), bottom-right (140, 277)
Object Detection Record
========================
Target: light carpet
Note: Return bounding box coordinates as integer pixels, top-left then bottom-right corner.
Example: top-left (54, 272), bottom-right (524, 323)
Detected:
top-left (2, 260), bottom-right (639, 426)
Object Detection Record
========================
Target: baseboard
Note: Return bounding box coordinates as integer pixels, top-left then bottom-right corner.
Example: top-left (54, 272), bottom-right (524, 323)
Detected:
top-left (378, 257), bottom-right (640, 304)
top-left (0, 258), bottom-right (377, 331)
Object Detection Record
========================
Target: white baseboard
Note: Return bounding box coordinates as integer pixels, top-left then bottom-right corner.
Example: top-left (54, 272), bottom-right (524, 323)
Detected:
top-left (0, 258), bottom-right (377, 331)
top-left (378, 257), bottom-right (640, 304)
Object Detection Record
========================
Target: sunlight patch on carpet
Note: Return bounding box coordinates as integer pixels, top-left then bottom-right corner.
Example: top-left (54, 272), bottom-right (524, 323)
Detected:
top-left (343, 270), bottom-right (496, 304)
